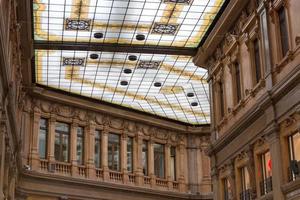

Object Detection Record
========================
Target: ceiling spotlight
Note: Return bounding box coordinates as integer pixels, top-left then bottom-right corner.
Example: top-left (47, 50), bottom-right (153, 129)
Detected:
top-left (187, 92), bottom-right (194, 97)
top-left (120, 80), bottom-right (128, 86)
top-left (94, 32), bottom-right (104, 39)
top-left (154, 82), bottom-right (162, 87)
top-left (191, 102), bottom-right (198, 107)
top-left (124, 69), bottom-right (132, 74)
top-left (90, 54), bottom-right (99, 59)
top-left (128, 55), bottom-right (137, 61)
top-left (136, 34), bottom-right (145, 41)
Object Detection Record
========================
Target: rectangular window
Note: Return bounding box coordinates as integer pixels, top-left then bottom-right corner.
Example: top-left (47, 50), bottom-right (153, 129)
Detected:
top-left (170, 146), bottom-right (176, 181)
top-left (39, 118), bottom-right (48, 159)
top-left (94, 130), bottom-right (101, 168)
top-left (223, 178), bottom-right (232, 200)
top-left (253, 39), bottom-right (261, 83)
top-left (108, 133), bottom-right (120, 171)
top-left (142, 140), bottom-right (148, 176)
top-left (259, 151), bottom-right (272, 195)
top-left (76, 127), bottom-right (84, 165)
top-left (288, 132), bottom-right (300, 181)
top-left (278, 6), bottom-right (289, 57)
top-left (234, 62), bottom-right (242, 103)
top-left (240, 166), bottom-right (251, 200)
top-left (154, 143), bottom-right (165, 179)
top-left (219, 81), bottom-right (225, 118)
top-left (54, 122), bottom-right (70, 162)
top-left (127, 136), bottom-right (133, 172)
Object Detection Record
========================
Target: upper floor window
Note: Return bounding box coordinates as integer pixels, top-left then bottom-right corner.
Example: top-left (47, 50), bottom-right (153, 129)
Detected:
top-left (170, 146), bottom-right (176, 181)
top-left (76, 127), bottom-right (84, 165)
top-left (219, 80), bottom-right (225, 118)
top-left (127, 136), bottom-right (133, 173)
top-left (39, 118), bottom-right (48, 159)
top-left (223, 178), bottom-right (232, 200)
top-left (259, 151), bottom-right (272, 195)
top-left (54, 122), bottom-right (70, 162)
top-left (142, 140), bottom-right (148, 176)
top-left (240, 166), bottom-right (251, 200)
top-left (108, 133), bottom-right (120, 171)
top-left (94, 130), bottom-right (101, 168)
top-left (154, 143), bottom-right (165, 179)
top-left (288, 132), bottom-right (300, 181)
top-left (234, 62), bottom-right (242, 104)
top-left (278, 6), bottom-right (289, 57)
top-left (253, 38), bottom-right (262, 84)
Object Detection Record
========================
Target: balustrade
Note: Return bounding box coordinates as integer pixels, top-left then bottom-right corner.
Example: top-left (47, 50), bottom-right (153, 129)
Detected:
top-left (96, 168), bottom-right (103, 179)
top-left (55, 162), bottom-right (71, 175)
top-left (78, 166), bottom-right (86, 177)
top-left (144, 176), bottom-right (151, 185)
top-left (156, 178), bottom-right (168, 188)
top-left (109, 171), bottom-right (123, 182)
top-left (40, 159), bottom-right (48, 171)
top-left (128, 174), bottom-right (135, 184)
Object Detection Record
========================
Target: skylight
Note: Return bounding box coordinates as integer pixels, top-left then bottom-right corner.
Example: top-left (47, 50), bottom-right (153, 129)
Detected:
top-left (32, 0), bottom-right (227, 125)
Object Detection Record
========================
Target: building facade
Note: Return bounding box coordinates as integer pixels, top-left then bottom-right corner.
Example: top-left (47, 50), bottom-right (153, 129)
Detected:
top-left (194, 0), bottom-right (300, 199)
top-left (1, 0), bottom-right (300, 200)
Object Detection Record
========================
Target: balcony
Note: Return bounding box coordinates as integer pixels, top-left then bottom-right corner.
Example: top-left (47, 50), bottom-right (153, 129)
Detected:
top-left (260, 177), bottom-right (272, 195)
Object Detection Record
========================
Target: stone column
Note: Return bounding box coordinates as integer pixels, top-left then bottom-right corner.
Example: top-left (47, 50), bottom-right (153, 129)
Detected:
top-left (0, 122), bottom-right (6, 200)
top-left (178, 141), bottom-right (186, 192)
top-left (86, 122), bottom-right (96, 179)
top-left (258, 1), bottom-right (273, 90)
top-left (165, 144), bottom-right (172, 189)
top-left (70, 122), bottom-right (78, 177)
top-left (211, 165), bottom-right (220, 200)
top-left (149, 139), bottom-right (155, 187)
top-left (267, 125), bottom-right (284, 200)
top-left (187, 134), bottom-right (198, 193)
top-left (30, 111), bottom-right (41, 170)
top-left (48, 116), bottom-right (56, 164)
top-left (227, 160), bottom-right (237, 200)
top-left (121, 133), bottom-right (128, 183)
top-left (200, 143), bottom-right (212, 193)
top-left (134, 133), bottom-right (143, 185)
top-left (102, 128), bottom-right (109, 181)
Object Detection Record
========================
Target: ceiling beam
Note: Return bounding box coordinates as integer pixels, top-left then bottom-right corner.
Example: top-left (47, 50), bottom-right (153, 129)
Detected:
top-left (34, 41), bottom-right (197, 56)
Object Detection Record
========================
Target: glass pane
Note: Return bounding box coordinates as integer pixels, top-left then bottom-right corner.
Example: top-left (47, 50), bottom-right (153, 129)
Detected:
top-left (95, 130), bottom-right (101, 168)
top-left (127, 137), bottom-right (133, 172)
top-left (154, 143), bottom-right (165, 178)
top-left (142, 140), bottom-right (148, 175)
top-left (62, 133), bottom-right (69, 162)
top-left (77, 127), bottom-right (84, 165)
top-left (55, 122), bottom-right (70, 162)
top-left (39, 118), bottom-right (48, 159)
top-left (278, 7), bottom-right (289, 56)
top-left (108, 133), bottom-right (120, 171)
top-left (254, 39), bottom-right (261, 83)
top-left (292, 132), bottom-right (300, 161)
top-left (170, 146), bottom-right (176, 180)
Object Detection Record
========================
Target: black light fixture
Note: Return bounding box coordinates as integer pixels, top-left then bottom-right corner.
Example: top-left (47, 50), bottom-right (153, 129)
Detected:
top-left (90, 54), bottom-right (99, 59)
top-left (191, 102), bottom-right (198, 107)
top-left (124, 69), bottom-right (132, 74)
top-left (128, 55), bottom-right (137, 61)
top-left (94, 32), bottom-right (104, 39)
top-left (154, 82), bottom-right (162, 87)
top-left (136, 34), bottom-right (145, 41)
top-left (120, 81), bottom-right (128, 86)
top-left (187, 92), bottom-right (195, 97)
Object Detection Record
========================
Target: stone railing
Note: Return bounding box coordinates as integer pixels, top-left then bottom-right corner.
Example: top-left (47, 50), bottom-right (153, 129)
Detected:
top-left (38, 159), bottom-right (182, 192)
top-left (39, 159), bottom-right (48, 171)
top-left (156, 178), bottom-right (168, 188)
top-left (54, 162), bottom-right (71, 175)
top-left (77, 166), bottom-right (86, 177)
top-left (109, 171), bottom-right (123, 182)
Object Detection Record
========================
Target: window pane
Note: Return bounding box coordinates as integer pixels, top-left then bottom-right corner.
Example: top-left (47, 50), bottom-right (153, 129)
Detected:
top-left (108, 133), bottom-right (120, 171)
top-left (254, 39), bottom-right (261, 83)
top-left (154, 143), bottom-right (165, 179)
top-left (95, 130), bottom-right (101, 168)
top-left (170, 146), bottom-right (176, 181)
top-left (278, 7), bottom-right (289, 56)
top-left (77, 127), bottom-right (84, 165)
top-left (219, 81), bottom-right (224, 118)
top-left (292, 132), bottom-right (300, 161)
top-left (127, 137), bottom-right (133, 172)
top-left (142, 140), bottom-right (148, 176)
top-left (235, 62), bottom-right (241, 103)
top-left (261, 151), bottom-right (272, 179)
top-left (241, 166), bottom-right (250, 191)
top-left (55, 122), bottom-right (70, 162)
top-left (39, 118), bottom-right (48, 159)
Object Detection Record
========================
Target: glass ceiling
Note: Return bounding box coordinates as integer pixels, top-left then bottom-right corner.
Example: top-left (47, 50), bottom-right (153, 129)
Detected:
top-left (32, 0), bottom-right (227, 124)
top-left (33, 0), bottom-right (226, 47)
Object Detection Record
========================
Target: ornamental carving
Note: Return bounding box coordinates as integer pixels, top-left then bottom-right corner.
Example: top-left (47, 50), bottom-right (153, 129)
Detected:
top-left (95, 114), bottom-right (104, 125)
top-left (65, 18), bottom-right (91, 31)
top-left (55, 105), bottom-right (76, 118)
top-left (151, 23), bottom-right (179, 35)
top-left (109, 118), bottom-right (124, 129)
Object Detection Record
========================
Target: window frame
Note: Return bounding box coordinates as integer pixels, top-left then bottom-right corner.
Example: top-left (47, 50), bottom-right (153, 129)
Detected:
top-left (108, 133), bottom-right (121, 171)
top-left (76, 126), bottom-right (84, 165)
top-left (233, 61), bottom-right (242, 104)
top-left (142, 140), bottom-right (149, 176)
top-left (277, 6), bottom-right (290, 58)
top-left (288, 131), bottom-right (300, 181)
top-left (94, 130), bottom-right (102, 169)
top-left (127, 136), bottom-right (134, 173)
top-left (39, 118), bottom-right (48, 159)
top-left (154, 143), bottom-right (165, 179)
top-left (170, 146), bottom-right (176, 181)
top-left (54, 122), bottom-right (70, 163)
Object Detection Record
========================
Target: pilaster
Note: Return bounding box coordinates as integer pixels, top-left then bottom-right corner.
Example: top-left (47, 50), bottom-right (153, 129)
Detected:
top-left (70, 121), bottom-right (78, 177)
top-left (86, 121), bottom-right (96, 179)
top-left (149, 139), bottom-right (155, 187)
top-left (134, 133), bottom-right (143, 186)
top-left (165, 143), bottom-right (172, 190)
top-left (30, 111), bottom-right (41, 170)
top-left (48, 116), bottom-right (56, 163)
top-left (0, 120), bottom-right (6, 200)
top-left (121, 133), bottom-right (128, 183)
top-left (102, 128), bottom-right (109, 181)
top-left (178, 141), bottom-right (186, 192)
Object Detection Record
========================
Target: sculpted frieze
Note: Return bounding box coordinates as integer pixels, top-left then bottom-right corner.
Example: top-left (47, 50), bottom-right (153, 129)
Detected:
top-left (109, 117), bottom-right (124, 130)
